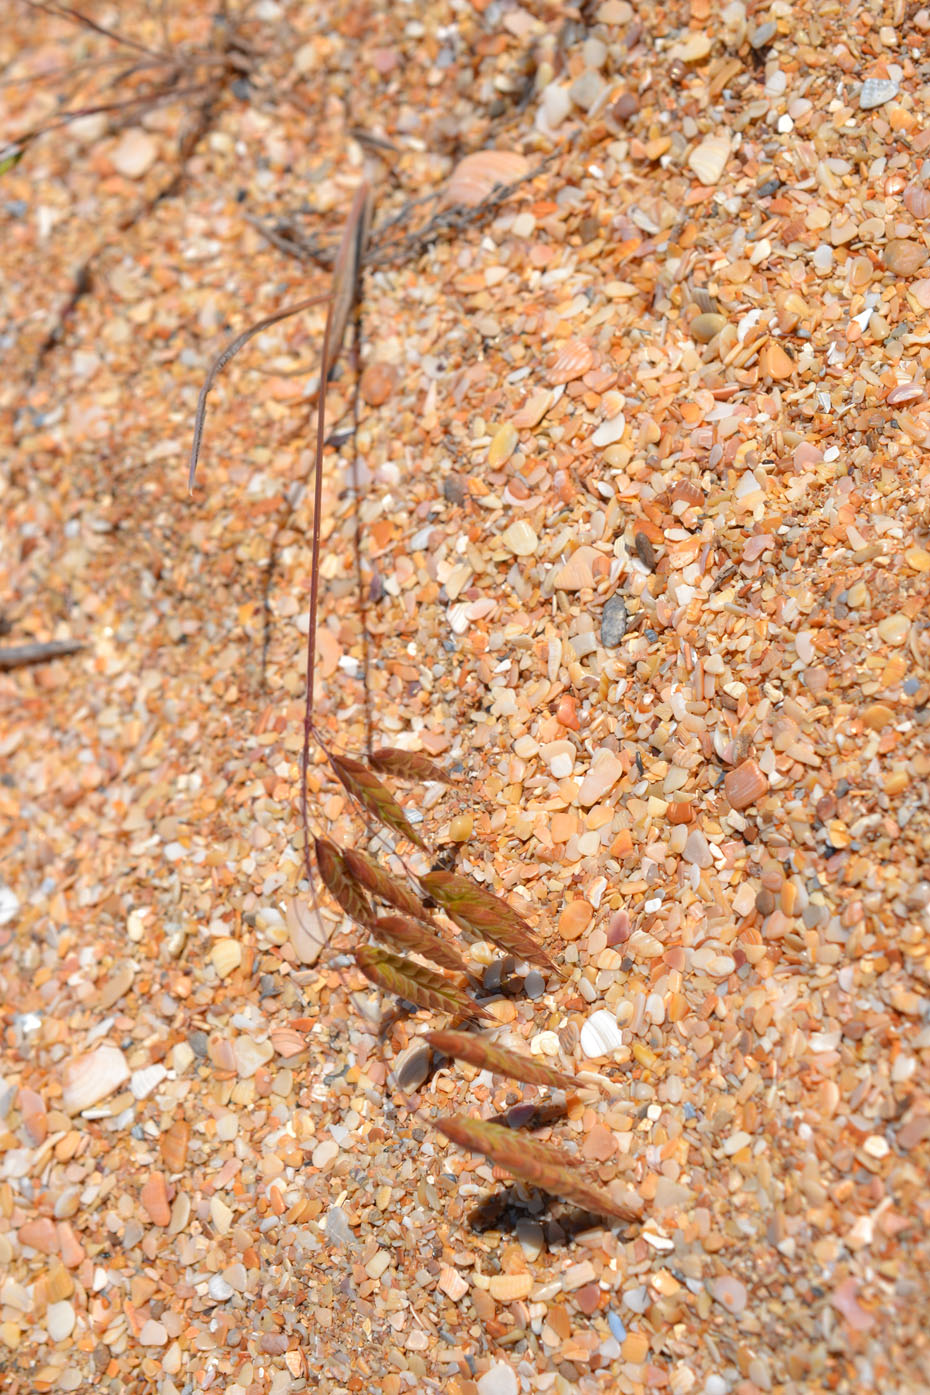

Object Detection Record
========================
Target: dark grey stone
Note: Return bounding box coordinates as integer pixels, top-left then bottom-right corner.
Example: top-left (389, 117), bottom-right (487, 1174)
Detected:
top-left (600, 595), bottom-right (628, 647)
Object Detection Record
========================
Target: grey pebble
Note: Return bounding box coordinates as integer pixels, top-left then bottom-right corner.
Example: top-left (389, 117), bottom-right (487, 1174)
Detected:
top-left (749, 22), bottom-right (775, 48)
top-left (325, 1205), bottom-right (356, 1247)
top-left (634, 531), bottom-right (657, 570)
top-left (390, 1039), bottom-right (432, 1093)
top-left (523, 970), bottom-right (547, 999)
top-left (623, 1284), bottom-right (650, 1313)
top-left (569, 70), bottom-right (605, 112)
top-left (443, 474), bottom-right (467, 505)
top-left (600, 595), bottom-right (629, 647)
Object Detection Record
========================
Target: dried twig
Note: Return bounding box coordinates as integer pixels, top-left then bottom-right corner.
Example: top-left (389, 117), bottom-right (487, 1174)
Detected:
top-left (0, 640), bottom-right (84, 671)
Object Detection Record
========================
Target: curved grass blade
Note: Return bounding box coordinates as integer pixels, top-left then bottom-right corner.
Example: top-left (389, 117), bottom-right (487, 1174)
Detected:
top-left (323, 179), bottom-right (373, 384)
top-left (371, 916), bottom-right (470, 976)
top-left (354, 946), bottom-right (489, 1021)
top-left (369, 748), bottom-right (453, 785)
top-left (330, 753), bottom-right (426, 849)
top-left (434, 1115), bottom-right (640, 1222)
top-left (420, 870), bottom-right (562, 974)
top-left (189, 292), bottom-right (330, 491)
top-left (425, 1030), bottom-right (580, 1092)
top-left (343, 849), bottom-right (436, 925)
top-left (315, 838), bottom-right (374, 926)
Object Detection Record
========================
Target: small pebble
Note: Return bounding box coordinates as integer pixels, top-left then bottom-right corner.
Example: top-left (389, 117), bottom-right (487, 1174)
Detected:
top-left (312, 1138), bottom-right (339, 1168)
top-left (749, 21), bottom-right (775, 47)
top-left (884, 239), bottom-right (929, 276)
top-left (390, 1040), bottom-right (432, 1093)
top-left (580, 1009), bottom-right (624, 1057)
top-left (691, 312), bottom-right (727, 343)
top-left (138, 1319), bottom-right (168, 1346)
top-left (207, 1274), bottom-right (234, 1302)
top-left (611, 92), bottom-right (639, 121)
top-left (502, 519), bottom-right (538, 556)
top-left (600, 595), bottom-right (629, 646)
top-left (877, 613), bottom-right (910, 645)
top-left (111, 129), bottom-right (158, 178)
top-left (477, 1362), bottom-right (518, 1395)
top-left (592, 411), bottom-right (626, 447)
top-left (523, 970), bottom-right (546, 999)
top-left (712, 1274), bottom-right (748, 1314)
top-left (558, 899), bottom-right (594, 941)
top-left (682, 830), bottom-right (713, 868)
top-left (359, 362), bottom-right (397, 406)
top-left (569, 71), bottom-right (605, 111)
top-left (670, 33), bottom-right (711, 62)
top-left (860, 77), bottom-right (899, 110)
top-left (634, 531), bottom-right (657, 570)
top-left (540, 84), bottom-right (572, 129)
top-left (623, 1285), bottom-right (650, 1313)
top-left (325, 1206), bottom-right (355, 1247)
top-left (488, 422), bottom-right (518, 468)
top-left (46, 1301), bottom-right (75, 1343)
top-left (608, 1310), bottom-right (627, 1342)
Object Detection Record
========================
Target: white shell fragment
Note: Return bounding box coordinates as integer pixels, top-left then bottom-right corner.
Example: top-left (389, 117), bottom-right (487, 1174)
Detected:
top-left (687, 133), bottom-right (732, 186)
top-left (130, 1064), bottom-right (167, 1100)
top-left (0, 882), bottom-right (20, 927)
top-left (580, 1009), bottom-right (625, 1058)
top-left (592, 412), bottom-right (626, 447)
top-left (859, 78), bottom-right (898, 110)
top-left (62, 1045), bottom-right (129, 1114)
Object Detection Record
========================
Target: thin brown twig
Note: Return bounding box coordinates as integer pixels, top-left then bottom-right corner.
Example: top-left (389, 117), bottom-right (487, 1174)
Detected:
top-left (14, 82), bottom-right (210, 147)
top-left (349, 304), bottom-right (374, 759)
top-left (22, 0), bottom-right (173, 62)
top-left (301, 181), bottom-right (372, 890)
top-left (0, 640), bottom-right (84, 671)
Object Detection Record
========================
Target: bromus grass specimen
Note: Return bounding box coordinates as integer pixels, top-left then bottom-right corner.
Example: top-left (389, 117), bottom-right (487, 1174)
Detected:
top-left (189, 181), bottom-right (638, 1230)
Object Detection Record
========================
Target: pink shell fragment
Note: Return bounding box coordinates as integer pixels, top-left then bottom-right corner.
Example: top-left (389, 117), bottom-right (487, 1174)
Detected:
top-left (444, 151), bottom-right (530, 208)
top-left (885, 382), bottom-right (925, 405)
top-left (831, 1278), bottom-right (876, 1331)
top-left (743, 533), bottom-right (775, 562)
top-left (547, 340), bottom-right (595, 386)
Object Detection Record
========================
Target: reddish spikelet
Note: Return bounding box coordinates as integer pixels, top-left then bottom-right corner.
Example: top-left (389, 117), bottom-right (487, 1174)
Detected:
top-left (425, 1030), bottom-right (580, 1092)
top-left (330, 753), bottom-right (426, 849)
top-left (371, 916), bottom-right (470, 977)
top-left (315, 838), bottom-right (374, 926)
top-left (369, 748), bottom-right (454, 785)
top-left (342, 849), bottom-right (436, 925)
top-left (420, 870), bottom-right (562, 975)
top-left (354, 946), bottom-right (489, 1021)
top-left (434, 1116), bottom-right (640, 1222)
